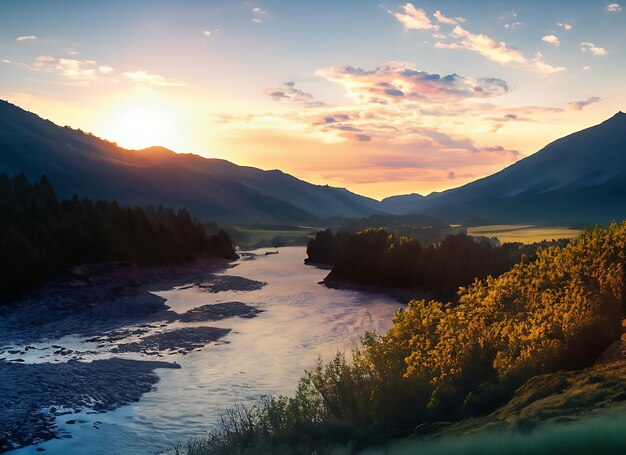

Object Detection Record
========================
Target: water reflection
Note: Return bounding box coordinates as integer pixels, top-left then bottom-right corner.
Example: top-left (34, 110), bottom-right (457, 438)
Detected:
top-left (16, 247), bottom-right (401, 455)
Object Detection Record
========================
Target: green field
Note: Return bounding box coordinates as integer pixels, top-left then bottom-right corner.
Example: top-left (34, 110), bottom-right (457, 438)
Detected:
top-left (467, 224), bottom-right (583, 244)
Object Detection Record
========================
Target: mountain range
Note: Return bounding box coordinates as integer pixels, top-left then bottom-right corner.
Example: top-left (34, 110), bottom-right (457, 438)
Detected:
top-left (411, 112), bottom-right (626, 225)
top-left (1, 99), bottom-right (625, 225)
top-left (0, 100), bottom-right (383, 224)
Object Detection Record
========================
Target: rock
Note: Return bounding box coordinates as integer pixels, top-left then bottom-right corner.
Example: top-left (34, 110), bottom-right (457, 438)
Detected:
top-left (113, 327), bottom-right (231, 355)
top-left (0, 358), bottom-right (179, 450)
top-left (177, 302), bottom-right (263, 323)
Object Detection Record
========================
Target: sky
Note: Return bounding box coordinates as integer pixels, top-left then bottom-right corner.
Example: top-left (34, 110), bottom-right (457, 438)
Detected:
top-left (0, 0), bottom-right (624, 199)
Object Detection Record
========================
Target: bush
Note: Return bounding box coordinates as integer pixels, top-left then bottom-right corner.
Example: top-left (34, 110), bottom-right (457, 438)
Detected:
top-left (191, 224), bottom-right (626, 453)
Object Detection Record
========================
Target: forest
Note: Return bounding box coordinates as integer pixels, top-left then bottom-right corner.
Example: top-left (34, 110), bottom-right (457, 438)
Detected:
top-left (308, 228), bottom-right (567, 299)
top-left (0, 173), bottom-right (237, 301)
top-left (188, 223), bottom-right (626, 454)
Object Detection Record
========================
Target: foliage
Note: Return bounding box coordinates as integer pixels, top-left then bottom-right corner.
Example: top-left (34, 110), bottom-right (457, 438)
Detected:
top-left (192, 224), bottom-right (626, 453)
top-left (0, 173), bottom-right (237, 301)
top-left (317, 228), bottom-right (566, 299)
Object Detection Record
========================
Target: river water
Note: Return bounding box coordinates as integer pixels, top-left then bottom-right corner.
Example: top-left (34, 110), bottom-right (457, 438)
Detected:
top-left (13, 247), bottom-right (401, 454)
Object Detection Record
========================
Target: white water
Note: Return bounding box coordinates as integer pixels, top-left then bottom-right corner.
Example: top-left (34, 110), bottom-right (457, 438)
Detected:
top-left (14, 247), bottom-right (401, 454)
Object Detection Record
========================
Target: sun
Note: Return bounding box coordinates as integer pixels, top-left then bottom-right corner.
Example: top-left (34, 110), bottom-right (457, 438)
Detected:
top-left (99, 101), bottom-right (182, 151)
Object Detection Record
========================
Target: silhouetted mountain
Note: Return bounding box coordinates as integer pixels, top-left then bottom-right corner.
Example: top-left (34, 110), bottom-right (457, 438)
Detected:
top-left (412, 112), bottom-right (626, 224)
top-left (379, 193), bottom-right (425, 214)
top-left (0, 100), bottom-right (382, 224)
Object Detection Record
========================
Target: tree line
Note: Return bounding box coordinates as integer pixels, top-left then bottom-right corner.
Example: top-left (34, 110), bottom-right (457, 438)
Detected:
top-left (0, 173), bottom-right (237, 301)
top-left (307, 228), bottom-right (567, 299)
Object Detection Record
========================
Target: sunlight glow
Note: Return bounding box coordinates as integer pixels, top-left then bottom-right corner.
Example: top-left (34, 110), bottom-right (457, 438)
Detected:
top-left (99, 101), bottom-right (182, 150)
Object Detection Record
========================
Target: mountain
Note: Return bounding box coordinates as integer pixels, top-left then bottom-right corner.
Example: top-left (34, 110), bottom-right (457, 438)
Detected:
top-left (412, 112), bottom-right (626, 225)
top-left (0, 100), bottom-right (382, 224)
top-left (379, 193), bottom-right (425, 215)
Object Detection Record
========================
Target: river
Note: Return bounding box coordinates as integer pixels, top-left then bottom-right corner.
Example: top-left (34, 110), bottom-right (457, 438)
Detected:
top-left (12, 247), bottom-right (401, 454)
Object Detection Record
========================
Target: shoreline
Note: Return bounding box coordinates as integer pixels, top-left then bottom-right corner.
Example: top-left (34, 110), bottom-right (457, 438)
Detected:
top-left (0, 257), bottom-right (267, 452)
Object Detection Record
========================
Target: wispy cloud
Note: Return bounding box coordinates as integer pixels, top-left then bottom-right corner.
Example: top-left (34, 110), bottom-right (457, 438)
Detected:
top-left (31, 57), bottom-right (99, 82)
top-left (444, 25), bottom-right (565, 73)
top-left (264, 82), bottom-right (324, 107)
top-left (542, 35), bottom-right (560, 46)
top-left (385, 3), bottom-right (438, 31)
top-left (16, 35), bottom-right (37, 41)
top-left (122, 70), bottom-right (187, 87)
top-left (606, 3), bottom-right (623, 12)
top-left (557, 22), bottom-right (573, 30)
top-left (568, 96), bottom-right (601, 110)
top-left (252, 6), bottom-right (266, 23)
top-left (580, 42), bottom-right (607, 56)
top-left (387, 4), bottom-right (564, 74)
top-left (98, 65), bottom-right (114, 74)
top-left (315, 62), bottom-right (509, 105)
top-left (433, 10), bottom-right (464, 25)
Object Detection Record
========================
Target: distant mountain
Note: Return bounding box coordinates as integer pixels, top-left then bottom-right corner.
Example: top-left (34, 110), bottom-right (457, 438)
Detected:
top-left (0, 100), bottom-right (383, 224)
top-left (412, 112), bottom-right (626, 225)
top-left (379, 193), bottom-right (425, 215)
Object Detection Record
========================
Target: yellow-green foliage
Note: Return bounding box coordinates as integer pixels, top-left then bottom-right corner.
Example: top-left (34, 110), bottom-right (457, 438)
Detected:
top-left (194, 224), bottom-right (626, 452)
top-left (390, 223), bottom-right (626, 408)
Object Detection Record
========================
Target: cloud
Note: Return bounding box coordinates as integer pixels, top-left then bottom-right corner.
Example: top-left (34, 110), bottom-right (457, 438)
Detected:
top-left (98, 65), bottom-right (114, 74)
top-left (433, 10), bottom-right (464, 25)
top-left (2, 59), bottom-right (11, 64)
top-left (438, 25), bottom-right (566, 73)
top-left (557, 22), bottom-right (573, 30)
top-left (386, 3), bottom-right (438, 31)
top-left (568, 96), bottom-right (601, 111)
top-left (31, 58), bottom-right (97, 82)
top-left (504, 22), bottom-right (523, 29)
top-left (388, 5), bottom-right (564, 74)
top-left (122, 70), bottom-right (186, 87)
top-left (606, 3), bottom-right (623, 12)
top-left (450, 26), bottom-right (519, 63)
top-left (542, 35), bottom-right (560, 46)
top-left (203, 30), bottom-right (212, 36)
top-left (55, 59), bottom-right (98, 80)
top-left (583, 65), bottom-right (591, 71)
top-left (252, 6), bottom-right (266, 23)
top-left (16, 35), bottom-right (37, 41)
top-left (315, 62), bottom-right (510, 105)
top-left (264, 82), bottom-right (324, 107)
top-left (580, 42), bottom-right (607, 55)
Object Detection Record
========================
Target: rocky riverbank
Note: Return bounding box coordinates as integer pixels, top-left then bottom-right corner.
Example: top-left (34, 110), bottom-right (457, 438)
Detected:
top-left (0, 258), bottom-right (267, 452)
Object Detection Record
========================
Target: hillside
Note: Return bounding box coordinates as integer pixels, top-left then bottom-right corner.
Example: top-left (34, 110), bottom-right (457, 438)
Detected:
top-left (0, 100), bottom-right (382, 224)
top-left (413, 112), bottom-right (626, 224)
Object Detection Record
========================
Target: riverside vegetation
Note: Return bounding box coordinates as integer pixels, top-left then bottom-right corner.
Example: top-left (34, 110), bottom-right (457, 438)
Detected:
top-left (0, 173), bottom-right (237, 301)
top-left (183, 223), bottom-right (626, 454)
top-left (308, 228), bottom-right (567, 299)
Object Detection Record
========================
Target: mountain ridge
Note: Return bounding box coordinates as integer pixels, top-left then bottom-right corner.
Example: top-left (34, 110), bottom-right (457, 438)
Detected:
top-left (2, 99), bottom-right (626, 225)
top-left (410, 111), bottom-right (626, 224)
top-left (0, 99), bottom-right (383, 224)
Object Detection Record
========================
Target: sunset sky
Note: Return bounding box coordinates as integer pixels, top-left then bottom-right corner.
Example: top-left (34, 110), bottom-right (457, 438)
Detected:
top-left (1, 0), bottom-right (624, 199)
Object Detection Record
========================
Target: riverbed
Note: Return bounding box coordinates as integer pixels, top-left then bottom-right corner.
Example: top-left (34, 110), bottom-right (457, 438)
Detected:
top-left (7, 247), bottom-right (401, 454)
